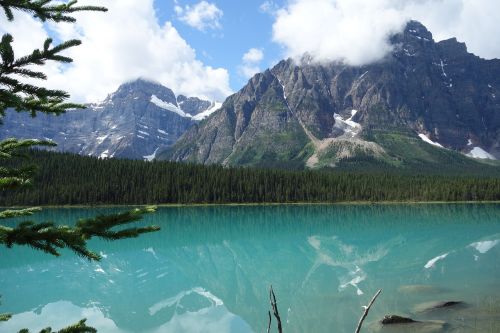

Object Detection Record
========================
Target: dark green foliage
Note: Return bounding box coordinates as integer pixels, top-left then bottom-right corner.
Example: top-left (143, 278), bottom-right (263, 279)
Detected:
top-left (0, 34), bottom-right (84, 116)
top-left (0, 138), bottom-right (55, 189)
top-left (17, 319), bottom-right (96, 333)
top-left (0, 0), bottom-right (107, 23)
top-left (0, 206), bottom-right (158, 260)
top-left (0, 313), bottom-right (11, 322)
top-left (0, 1), bottom-right (106, 117)
top-left (0, 141), bottom-right (159, 263)
top-left (0, 296), bottom-right (11, 324)
top-left (0, 207), bottom-right (41, 219)
top-left (2, 150), bottom-right (500, 205)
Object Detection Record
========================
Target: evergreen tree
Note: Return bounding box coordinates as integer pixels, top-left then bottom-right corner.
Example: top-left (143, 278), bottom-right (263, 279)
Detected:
top-left (0, 2), bottom-right (160, 332)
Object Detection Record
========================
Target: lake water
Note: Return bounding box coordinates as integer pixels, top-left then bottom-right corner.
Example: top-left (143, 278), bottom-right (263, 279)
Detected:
top-left (1, 204), bottom-right (500, 333)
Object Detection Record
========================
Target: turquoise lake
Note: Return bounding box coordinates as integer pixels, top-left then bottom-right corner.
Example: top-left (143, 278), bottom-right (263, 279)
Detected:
top-left (1, 204), bottom-right (500, 333)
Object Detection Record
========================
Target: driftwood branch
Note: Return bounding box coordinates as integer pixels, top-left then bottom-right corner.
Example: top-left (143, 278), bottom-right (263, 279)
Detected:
top-left (269, 285), bottom-right (283, 333)
top-left (267, 310), bottom-right (272, 333)
top-left (355, 289), bottom-right (382, 333)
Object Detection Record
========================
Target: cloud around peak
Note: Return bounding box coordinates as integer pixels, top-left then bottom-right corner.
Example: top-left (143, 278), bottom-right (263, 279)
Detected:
top-left (271, 0), bottom-right (500, 66)
top-left (272, 0), bottom-right (408, 66)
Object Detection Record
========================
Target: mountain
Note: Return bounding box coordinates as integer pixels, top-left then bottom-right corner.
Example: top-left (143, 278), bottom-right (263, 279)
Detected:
top-left (161, 21), bottom-right (500, 170)
top-left (0, 79), bottom-right (222, 159)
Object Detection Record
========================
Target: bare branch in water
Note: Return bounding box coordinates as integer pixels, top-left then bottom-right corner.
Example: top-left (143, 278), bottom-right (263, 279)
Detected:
top-left (355, 289), bottom-right (382, 333)
top-left (269, 285), bottom-right (283, 333)
top-left (267, 310), bottom-right (272, 333)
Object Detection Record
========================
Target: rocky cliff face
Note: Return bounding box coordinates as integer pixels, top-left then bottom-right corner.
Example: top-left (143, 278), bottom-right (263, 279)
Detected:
top-left (162, 21), bottom-right (500, 168)
top-left (0, 79), bottom-right (220, 159)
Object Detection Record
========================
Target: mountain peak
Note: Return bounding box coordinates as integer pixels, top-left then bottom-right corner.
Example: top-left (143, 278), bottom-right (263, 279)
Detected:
top-left (388, 20), bottom-right (437, 60)
top-left (404, 20), bottom-right (433, 40)
top-left (99, 78), bottom-right (177, 106)
top-left (390, 20), bottom-right (434, 47)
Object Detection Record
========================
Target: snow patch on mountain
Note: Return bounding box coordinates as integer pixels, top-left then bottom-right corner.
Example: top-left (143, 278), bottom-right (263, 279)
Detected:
top-left (151, 95), bottom-right (192, 118)
top-left (418, 134), bottom-right (443, 148)
top-left (345, 110), bottom-right (361, 129)
top-left (334, 111), bottom-right (361, 138)
top-left (467, 147), bottom-right (496, 160)
top-left (96, 134), bottom-right (109, 144)
top-left (99, 150), bottom-right (110, 159)
top-left (192, 102), bottom-right (222, 121)
top-left (144, 147), bottom-right (160, 161)
top-left (151, 94), bottom-right (220, 121)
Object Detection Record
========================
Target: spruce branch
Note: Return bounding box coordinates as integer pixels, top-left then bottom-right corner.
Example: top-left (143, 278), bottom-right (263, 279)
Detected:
top-left (0, 312), bottom-right (11, 321)
top-left (0, 138), bottom-right (55, 190)
top-left (0, 34), bottom-right (85, 115)
top-left (0, 296), bottom-right (11, 322)
top-left (0, 138), bottom-right (56, 159)
top-left (76, 207), bottom-right (159, 240)
top-left (0, 207), bottom-right (41, 219)
top-left (0, 1), bottom-right (107, 116)
top-left (0, 295), bottom-right (11, 324)
top-left (15, 318), bottom-right (96, 333)
top-left (0, 0), bottom-right (107, 23)
top-left (0, 207), bottom-right (160, 261)
top-left (0, 163), bottom-right (38, 189)
top-left (57, 319), bottom-right (97, 333)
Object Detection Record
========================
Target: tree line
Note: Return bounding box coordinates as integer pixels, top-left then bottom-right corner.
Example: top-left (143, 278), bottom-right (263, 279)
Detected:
top-left (2, 150), bottom-right (500, 206)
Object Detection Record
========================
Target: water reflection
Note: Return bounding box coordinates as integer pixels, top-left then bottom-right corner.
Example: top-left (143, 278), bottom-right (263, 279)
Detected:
top-left (303, 235), bottom-right (405, 296)
top-left (1, 204), bottom-right (500, 333)
top-left (1, 301), bottom-right (125, 333)
top-left (2, 298), bottom-right (253, 333)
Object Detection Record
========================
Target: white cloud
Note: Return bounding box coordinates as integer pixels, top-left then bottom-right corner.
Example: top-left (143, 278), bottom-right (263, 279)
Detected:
top-left (406, 0), bottom-right (500, 60)
top-left (239, 48), bottom-right (264, 79)
top-left (272, 0), bottom-right (408, 66)
top-left (176, 1), bottom-right (223, 32)
top-left (243, 48), bottom-right (264, 63)
top-left (0, 0), bottom-right (232, 103)
top-left (271, 0), bottom-right (500, 66)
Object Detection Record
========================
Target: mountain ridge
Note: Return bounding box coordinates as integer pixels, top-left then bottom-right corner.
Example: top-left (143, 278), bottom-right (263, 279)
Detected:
top-left (0, 79), bottom-right (221, 160)
top-left (160, 20), bottom-right (500, 170)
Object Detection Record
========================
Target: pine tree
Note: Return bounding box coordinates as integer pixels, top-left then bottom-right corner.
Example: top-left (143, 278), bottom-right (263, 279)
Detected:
top-left (0, 2), bottom-right (160, 332)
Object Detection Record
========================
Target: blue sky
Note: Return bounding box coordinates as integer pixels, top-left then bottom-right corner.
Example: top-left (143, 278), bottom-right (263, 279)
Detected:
top-left (153, 0), bottom-right (285, 90)
top-left (1, 0), bottom-right (499, 103)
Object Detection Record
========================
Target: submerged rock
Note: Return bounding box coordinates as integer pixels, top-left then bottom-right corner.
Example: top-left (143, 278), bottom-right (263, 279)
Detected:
top-left (414, 300), bottom-right (466, 313)
top-left (373, 317), bottom-right (447, 333)
top-left (381, 315), bottom-right (418, 324)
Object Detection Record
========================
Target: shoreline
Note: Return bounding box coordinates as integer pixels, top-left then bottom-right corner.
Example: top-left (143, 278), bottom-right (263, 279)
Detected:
top-left (3, 200), bottom-right (500, 209)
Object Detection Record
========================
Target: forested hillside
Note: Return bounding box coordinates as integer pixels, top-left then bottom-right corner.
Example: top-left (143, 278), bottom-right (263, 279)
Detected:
top-left (1, 150), bottom-right (500, 206)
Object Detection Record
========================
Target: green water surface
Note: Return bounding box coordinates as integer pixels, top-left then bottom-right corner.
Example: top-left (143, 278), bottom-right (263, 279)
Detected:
top-left (1, 204), bottom-right (500, 332)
